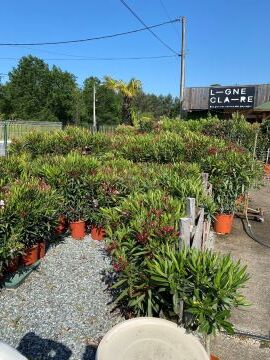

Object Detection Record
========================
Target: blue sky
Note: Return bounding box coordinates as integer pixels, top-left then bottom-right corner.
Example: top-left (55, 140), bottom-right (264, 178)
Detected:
top-left (0, 0), bottom-right (269, 96)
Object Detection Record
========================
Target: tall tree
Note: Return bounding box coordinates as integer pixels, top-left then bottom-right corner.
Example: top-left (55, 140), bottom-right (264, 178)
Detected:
top-left (2, 55), bottom-right (78, 123)
top-left (134, 92), bottom-right (179, 119)
top-left (6, 56), bottom-right (51, 120)
top-left (47, 65), bottom-right (78, 125)
top-left (104, 76), bottom-right (141, 125)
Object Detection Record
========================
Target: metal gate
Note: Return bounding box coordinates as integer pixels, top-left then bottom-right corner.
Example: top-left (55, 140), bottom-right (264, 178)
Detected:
top-left (0, 120), bottom-right (62, 156)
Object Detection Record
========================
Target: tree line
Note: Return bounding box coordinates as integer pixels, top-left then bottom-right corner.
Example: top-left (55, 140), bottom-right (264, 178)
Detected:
top-left (0, 55), bottom-right (180, 125)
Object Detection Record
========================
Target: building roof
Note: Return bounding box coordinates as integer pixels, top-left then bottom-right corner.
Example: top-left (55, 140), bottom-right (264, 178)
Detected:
top-left (254, 101), bottom-right (270, 112)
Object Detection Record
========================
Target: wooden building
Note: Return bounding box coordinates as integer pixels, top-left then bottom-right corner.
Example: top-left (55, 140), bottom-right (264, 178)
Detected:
top-left (183, 84), bottom-right (270, 121)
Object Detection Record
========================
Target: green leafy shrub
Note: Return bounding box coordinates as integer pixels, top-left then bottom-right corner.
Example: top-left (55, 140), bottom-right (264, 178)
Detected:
top-left (112, 132), bottom-right (185, 163)
top-left (115, 124), bottom-right (138, 135)
top-left (102, 190), bottom-right (185, 314)
top-left (0, 227), bottom-right (24, 278)
top-left (0, 153), bottom-right (31, 185)
top-left (33, 152), bottom-right (100, 222)
top-left (0, 179), bottom-right (62, 249)
top-left (201, 149), bottom-right (263, 213)
top-left (136, 114), bottom-right (156, 133)
top-left (147, 245), bottom-right (249, 335)
top-left (160, 116), bottom-right (220, 134)
top-left (9, 126), bottom-right (111, 157)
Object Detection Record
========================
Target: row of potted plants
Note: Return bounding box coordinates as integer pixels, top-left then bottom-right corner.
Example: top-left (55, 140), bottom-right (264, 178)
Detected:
top-left (0, 179), bottom-right (62, 278)
top-left (1, 123), bottom-right (264, 271)
top-left (160, 114), bottom-right (270, 160)
top-left (2, 140), bottom-right (264, 243)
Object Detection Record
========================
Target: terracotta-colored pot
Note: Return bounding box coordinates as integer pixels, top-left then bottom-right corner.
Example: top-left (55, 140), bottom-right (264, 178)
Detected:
top-left (264, 164), bottom-right (270, 175)
top-left (22, 245), bottom-right (39, 266)
top-left (213, 214), bottom-right (234, 235)
top-left (39, 241), bottom-right (46, 259)
top-left (70, 220), bottom-right (86, 240)
top-left (6, 256), bottom-right (20, 273)
top-left (55, 215), bottom-right (66, 234)
top-left (91, 226), bottom-right (106, 241)
top-left (210, 355), bottom-right (219, 360)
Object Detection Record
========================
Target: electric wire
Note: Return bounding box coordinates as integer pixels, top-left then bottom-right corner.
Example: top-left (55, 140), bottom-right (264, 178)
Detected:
top-left (158, 0), bottom-right (181, 38)
top-left (119, 0), bottom-right (179, 56)
top-left (0, 55), bottom-right (177, 61)
top-left (0, 19), bottom-right (179, 46)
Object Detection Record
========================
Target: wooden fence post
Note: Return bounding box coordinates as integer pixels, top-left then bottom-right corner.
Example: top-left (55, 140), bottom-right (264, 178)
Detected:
top-left (186, 197), bottom-right (196, 226)
top-left (192, 208), bottom-right (205, 249)
top-left (179, 217), bottom-right (191, 250)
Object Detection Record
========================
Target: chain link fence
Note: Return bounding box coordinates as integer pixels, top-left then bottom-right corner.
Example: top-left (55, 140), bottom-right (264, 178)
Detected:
top-left (0, 120), bottom-right (62, 156)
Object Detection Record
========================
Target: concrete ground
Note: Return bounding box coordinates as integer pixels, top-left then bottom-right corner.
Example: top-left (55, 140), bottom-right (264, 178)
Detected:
top-left (212, 180), bottom-right (270, 359)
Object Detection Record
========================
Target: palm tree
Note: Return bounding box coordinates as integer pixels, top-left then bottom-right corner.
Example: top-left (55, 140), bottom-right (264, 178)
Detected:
top-left (104, 76), bottom-right (142, 125)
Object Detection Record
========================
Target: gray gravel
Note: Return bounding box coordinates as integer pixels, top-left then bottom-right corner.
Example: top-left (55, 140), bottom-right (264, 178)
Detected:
top-left (0, 236), bottom-right (123, 360)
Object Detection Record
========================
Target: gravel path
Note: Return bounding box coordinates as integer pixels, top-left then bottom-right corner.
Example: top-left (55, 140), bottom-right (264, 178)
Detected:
top-left (0, 236), bottom-right (123, 360)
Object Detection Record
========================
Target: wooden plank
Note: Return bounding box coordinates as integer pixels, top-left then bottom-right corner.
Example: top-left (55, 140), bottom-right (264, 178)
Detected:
top-left (207, 183), bottom-right (213, 196)
top-left (202, 173), bottom-right (209, 194)
top-left (186, 197), bottom-right (196, 226)
top-left (192, 208), bottom-right (205, 249)
top-left (202, 220), bottom-right (211, 250)
top-left (179, 217), bottom-right (191, 249)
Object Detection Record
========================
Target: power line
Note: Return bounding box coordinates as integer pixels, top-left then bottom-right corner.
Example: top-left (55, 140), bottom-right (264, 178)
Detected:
top-left (0, 19), bottom-right (179, 46)
top-left (158, 0), bottom-right (181, 39)
top-left (119, 0), bottom-right (179, 56)
top-left (0, 55), bottom-right (177, 61)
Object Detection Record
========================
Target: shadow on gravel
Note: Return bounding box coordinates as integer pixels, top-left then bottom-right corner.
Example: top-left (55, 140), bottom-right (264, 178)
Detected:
top-left (17, 332), bottom-right (72, 359)
top-left (82, 345), bottom-right (97, 360)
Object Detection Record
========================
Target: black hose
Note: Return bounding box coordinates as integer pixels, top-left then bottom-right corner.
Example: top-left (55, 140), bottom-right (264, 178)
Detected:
top-left (240, 217), bottom-right (270, 249)
top-left (221, 329), bottom-right (270, 341)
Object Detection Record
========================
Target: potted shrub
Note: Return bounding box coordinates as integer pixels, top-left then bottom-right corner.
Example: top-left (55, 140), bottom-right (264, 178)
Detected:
top-left (63, 182), bottom-right (90, 240)
top-left (147, 246), bottom-right (249, 357)
top-left (66, 201), bottom-right (87, 240)
top-left (201, 150), bottom-right (263, 235)
top-left (90, 206), bottom-right (106, 241)
top-left (212, 180), bottom-right (238, 235)
top-left (0, 227), bottom-right (24, 277)
top-left (1, 179), bottom-right (61, 265)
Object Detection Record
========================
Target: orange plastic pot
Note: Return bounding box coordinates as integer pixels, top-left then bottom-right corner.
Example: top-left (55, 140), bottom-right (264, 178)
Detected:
top-left (264, 164), bottom-right (270, 175)
top-left (55, 215), bottom-right (66, 234)
top-left (22, 245), bottom-right (39, 266)
top-left (91, 227), bottom-right (106, 241)
top-left (213, 214), bottom-right (234, 235)
top-left (6, 256), bottom-right (20, 273)
top-left (70, 220), bottom-right (86, 240)
top-left (39, 242), bottom-right (46, 259)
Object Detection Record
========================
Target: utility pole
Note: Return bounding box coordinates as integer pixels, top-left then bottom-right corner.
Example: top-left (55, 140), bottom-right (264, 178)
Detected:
top-left (93, 81), bottom-right (97, 132)
top-left (179, 16), bottom-right (186, 119)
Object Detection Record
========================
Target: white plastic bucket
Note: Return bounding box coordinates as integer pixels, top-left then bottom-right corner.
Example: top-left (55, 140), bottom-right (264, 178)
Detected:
top-left (96, 317), bottom-right (209, 360)
top-left (0, 341), bottom-right (27, 360)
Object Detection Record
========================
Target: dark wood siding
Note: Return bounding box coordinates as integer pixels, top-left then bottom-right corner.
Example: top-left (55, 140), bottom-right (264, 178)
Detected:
top-left (183, 84), bottom-right (270, 110)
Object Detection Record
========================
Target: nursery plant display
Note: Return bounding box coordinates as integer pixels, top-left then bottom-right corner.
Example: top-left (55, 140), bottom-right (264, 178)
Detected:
top-left (1, 114), bottom-right (265, 356)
